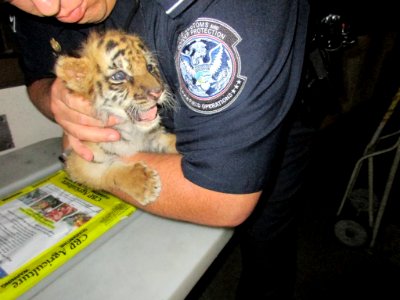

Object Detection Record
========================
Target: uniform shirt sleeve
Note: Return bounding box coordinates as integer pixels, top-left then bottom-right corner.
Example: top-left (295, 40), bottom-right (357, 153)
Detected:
top-left (174, 0), bottom-right (310, 194)
top-left (11, 9), bottom-right (95, 86)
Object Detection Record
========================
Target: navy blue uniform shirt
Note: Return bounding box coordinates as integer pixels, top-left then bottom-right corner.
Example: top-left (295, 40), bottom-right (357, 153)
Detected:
top-left (12, 0), bottom-right (309, 194)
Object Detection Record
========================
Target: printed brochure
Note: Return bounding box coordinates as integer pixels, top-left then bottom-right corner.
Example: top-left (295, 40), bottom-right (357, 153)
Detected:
top-left (0, 170), bottom-right (136, 299)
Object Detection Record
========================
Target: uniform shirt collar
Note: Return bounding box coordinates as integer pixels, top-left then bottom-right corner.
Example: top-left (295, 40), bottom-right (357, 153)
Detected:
top-left (156, 0), bottom-right (197, 18)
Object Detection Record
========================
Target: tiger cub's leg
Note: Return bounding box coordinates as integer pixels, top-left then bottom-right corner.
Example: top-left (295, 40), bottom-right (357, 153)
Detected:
top-left (103, 160), bottom-right (161, 205)
top-left (159, 132), bottom-right (178, 154)
top-left (66, 151), bottom-right (161, 205)
top-left (65, 151), bottom-right (109, 191)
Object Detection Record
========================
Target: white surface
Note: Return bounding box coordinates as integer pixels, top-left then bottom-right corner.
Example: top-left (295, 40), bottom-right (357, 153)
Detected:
top-left (0, 86), bottom-right (62, 155)
top-left (26, 213), bottom-right (232, 300)
top-left (0, 138), bottom-right (233, 300)
top-left (0, 138), bottom-right (63, 199)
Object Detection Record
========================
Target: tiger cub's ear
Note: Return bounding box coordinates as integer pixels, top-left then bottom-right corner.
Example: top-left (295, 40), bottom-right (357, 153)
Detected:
top-left (55, 56), bottom-right (92, 97)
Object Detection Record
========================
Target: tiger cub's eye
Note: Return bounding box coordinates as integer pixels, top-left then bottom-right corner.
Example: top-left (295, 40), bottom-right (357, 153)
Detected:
top-left (147, 64), bottom-right (155, 73)
top-left (110, 70), bottom-right (127, 82)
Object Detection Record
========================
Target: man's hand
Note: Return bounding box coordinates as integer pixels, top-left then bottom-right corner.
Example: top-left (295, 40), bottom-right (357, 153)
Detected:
top-left (7, 0), bottom-right (116, 23)
top-left (8, 0), bottom-right (61, 17)
top-left (28, 77), bottom-right (120, 161)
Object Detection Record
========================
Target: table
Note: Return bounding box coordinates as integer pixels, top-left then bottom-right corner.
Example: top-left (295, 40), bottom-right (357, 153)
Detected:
top-left (0, 138), bottom-right (233, 300)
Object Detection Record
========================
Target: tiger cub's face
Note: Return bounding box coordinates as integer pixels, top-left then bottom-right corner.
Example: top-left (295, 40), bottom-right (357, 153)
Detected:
top-left (55, 30), bottom-right (170, 128)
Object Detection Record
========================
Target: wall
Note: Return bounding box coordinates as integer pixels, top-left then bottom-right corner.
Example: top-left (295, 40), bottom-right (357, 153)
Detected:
top-left (0, 85), bottom-right (62, 155)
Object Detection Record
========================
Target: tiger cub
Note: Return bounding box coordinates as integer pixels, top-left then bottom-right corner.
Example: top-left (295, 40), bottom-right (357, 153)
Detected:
top-left (55, 29), bottom-right (177, 206)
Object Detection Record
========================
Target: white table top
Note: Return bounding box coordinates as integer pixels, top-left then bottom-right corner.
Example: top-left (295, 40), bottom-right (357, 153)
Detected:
top-left (0, 138), bottom-right (233, 300)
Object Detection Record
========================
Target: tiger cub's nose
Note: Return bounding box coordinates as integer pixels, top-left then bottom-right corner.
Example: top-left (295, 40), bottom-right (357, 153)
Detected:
top-left (147, 87), bottom-right (163, 101)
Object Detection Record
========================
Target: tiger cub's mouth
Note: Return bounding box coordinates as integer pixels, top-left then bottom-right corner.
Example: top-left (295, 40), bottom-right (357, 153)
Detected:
top-left (125, 105), bottom-right (159, 123)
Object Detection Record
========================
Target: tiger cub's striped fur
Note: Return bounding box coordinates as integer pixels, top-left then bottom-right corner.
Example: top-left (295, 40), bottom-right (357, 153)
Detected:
top-left (55, 29), bottom-right (176, 205)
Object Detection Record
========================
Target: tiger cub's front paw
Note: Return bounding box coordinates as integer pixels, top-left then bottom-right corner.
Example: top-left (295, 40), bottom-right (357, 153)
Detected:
top-left (132, 162), bottom-right (161, 205)
top-left (108, 161), bottom-right (161, 206)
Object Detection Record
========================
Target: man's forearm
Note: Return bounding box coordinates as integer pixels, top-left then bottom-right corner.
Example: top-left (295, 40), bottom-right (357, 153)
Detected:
top-left (26, 78), bottom-right (260, 227)
top-left (27, 78), bottom-right (56, 122)
top-left (112, 152), bottom-right (260, 227)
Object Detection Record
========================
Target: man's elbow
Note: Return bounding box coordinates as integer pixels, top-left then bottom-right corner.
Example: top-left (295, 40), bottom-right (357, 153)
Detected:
top-left (216, 192), bottom-right (261, 227)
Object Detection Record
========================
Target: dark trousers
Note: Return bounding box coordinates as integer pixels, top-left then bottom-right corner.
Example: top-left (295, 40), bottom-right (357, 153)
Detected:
top-left (236, 116), bottom-right (316, 300)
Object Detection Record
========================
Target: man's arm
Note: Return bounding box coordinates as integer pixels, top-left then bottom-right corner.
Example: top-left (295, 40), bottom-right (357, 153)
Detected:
top-left (115, 152), bottom-right (261, 227)
top-left (27, 78), bottom-right (55, 121)
top-left (27, 78), bottom-right (259, 226)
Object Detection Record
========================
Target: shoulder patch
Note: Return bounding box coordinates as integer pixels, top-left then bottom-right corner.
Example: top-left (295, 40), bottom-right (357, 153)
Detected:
top-left (175, 18), bottom-right (247, 114)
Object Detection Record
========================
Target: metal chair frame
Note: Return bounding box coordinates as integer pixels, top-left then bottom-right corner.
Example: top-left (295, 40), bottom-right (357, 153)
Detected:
top-left (336, 88), bottom-right (400, 248)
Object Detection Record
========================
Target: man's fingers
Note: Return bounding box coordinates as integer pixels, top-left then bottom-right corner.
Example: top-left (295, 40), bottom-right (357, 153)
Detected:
top-left (53, 105), bottom-right (105, 128)
top-left (106, 115), bottom-right (121, 127)
top-left (63, 121), bottom-right (120, 143)
top-left (51, 78), bottom-right (120, 128)
top-left (53, 96), bottom-right (120, 128)
top-left (51, 94), bottom-right (105, 128)
top-left (67, 134), bottom-right (94, 162)
top-left (32, 0), bottom-right (60, 16)
top-left (49, 77), bottom-right (121, 161)
top-left (61, 91), bottom-right (92, 113)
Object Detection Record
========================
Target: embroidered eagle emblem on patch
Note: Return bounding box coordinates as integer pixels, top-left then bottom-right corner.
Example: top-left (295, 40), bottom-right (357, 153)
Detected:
top-left (176, 18), bottom-right (247, 114)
